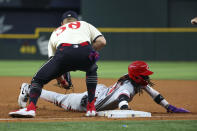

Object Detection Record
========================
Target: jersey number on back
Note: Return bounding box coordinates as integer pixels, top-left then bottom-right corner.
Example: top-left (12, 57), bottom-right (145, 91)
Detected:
top-left (56, 22), bottom-right (81, 36)
top-left (68, 22), bottom-right (81, 29)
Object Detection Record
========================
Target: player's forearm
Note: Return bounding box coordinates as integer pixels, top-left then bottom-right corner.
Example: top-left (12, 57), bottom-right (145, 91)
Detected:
top-left (154, 94), bottom-right (169, 109)
top-left (144, 85), bottom-right (169, 108)
top-left (92, 36), bottom-right (106, 51)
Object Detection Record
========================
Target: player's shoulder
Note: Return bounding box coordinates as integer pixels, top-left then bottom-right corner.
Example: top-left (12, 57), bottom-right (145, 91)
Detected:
top-left (52, 25), bottom-right (62, 33)
top-left (78, 21), bottom-right (91, 26)
top-left (121, 80), bottom-right (134, 88)
top-left (79, 21), bottom-right (95, 26)
top-left (79, 20), bottom-right (88, 23)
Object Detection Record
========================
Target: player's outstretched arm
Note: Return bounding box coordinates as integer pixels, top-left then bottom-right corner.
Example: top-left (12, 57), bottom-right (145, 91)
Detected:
top-left (143, 85), bottom-right (190, 113)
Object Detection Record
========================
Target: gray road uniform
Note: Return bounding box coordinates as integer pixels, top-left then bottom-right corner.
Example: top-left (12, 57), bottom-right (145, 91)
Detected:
top-left (39, 80), bottom-right (169, 112)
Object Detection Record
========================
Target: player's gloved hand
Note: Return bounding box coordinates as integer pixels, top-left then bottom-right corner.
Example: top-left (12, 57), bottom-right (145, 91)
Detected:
top-left (58, 80), bottom-right (70, 90)
top-left (89, 51), bottom-right (99, 63)
top-left (63, 72), bottom-right (73, 89)
top-left (166, 104), bottom-right (190, 113)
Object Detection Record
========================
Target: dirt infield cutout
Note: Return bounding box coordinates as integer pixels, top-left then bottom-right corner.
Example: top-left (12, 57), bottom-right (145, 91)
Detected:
top-left (1, 77), bottom-right (197, 121)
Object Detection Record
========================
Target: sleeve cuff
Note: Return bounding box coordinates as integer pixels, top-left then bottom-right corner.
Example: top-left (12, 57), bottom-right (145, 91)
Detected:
top-left (93, 35), bottom-right (103, 43)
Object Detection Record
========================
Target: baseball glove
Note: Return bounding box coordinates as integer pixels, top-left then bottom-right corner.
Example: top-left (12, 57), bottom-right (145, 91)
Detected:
top-left (54, 80), bottom-right (74, 93)
top-left (55, 72), bottom-right (73, 90)
top-left (56, 79), bottom-right (73, 90)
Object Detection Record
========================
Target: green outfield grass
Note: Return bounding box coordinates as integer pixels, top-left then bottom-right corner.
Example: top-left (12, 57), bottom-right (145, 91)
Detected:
top-left (0, 120), bottom-right (197, 131)
top-left (0, 60), bottom-right (197, 80)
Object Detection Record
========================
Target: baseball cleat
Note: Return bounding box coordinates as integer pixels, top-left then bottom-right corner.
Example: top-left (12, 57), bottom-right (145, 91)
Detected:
top-left (86, 100), bottom-right (96, 117)
top-left (9, 108), bottom-right (35, 118)
top-left (9, 102), bottom-right (36, 118)
top-left (18, 83), bottom-right (30, 108)
top-left (86, 110), bottom-right (96, 117)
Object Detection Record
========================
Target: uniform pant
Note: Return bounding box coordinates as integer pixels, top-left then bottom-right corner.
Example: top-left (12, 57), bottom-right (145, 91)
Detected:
top-left (40, 89), bottom-right (87, 112)
top-left (29, 42), bottom-right (98, 105)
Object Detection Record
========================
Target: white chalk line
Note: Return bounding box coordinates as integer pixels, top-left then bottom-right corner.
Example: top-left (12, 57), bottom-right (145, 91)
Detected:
top-left (0, 117), bottom-right (89, 121)
top-left (0, 115), bottom-right (197, 121)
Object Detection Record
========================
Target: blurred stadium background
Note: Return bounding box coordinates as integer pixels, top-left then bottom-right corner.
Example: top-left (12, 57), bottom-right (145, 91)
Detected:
top-left (0, 0), bottom-right (197, 61)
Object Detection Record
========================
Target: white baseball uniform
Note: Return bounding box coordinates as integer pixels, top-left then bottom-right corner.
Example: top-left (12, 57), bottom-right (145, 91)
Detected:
top-left (39, 79), bottom-right (169, 112)
top-left (48, 21), bottom-right (102, 58)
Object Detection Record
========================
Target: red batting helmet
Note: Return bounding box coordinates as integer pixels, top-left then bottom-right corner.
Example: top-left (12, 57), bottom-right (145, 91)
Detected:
top-left (128, 61), bottom-right (153, 85)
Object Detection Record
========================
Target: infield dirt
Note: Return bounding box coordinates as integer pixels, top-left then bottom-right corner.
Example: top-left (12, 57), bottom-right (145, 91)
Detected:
top-left (0, 77), bottom-right (197, 121)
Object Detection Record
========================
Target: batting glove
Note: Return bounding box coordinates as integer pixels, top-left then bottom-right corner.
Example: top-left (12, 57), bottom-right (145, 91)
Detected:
top-left (167, 104), bottom-right (190, 113)
top-left (89, 51), bottom-right (99, 62)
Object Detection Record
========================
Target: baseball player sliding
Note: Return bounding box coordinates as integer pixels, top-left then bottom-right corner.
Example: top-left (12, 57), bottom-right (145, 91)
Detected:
top-left (9, 61), bottom-right (189, 117)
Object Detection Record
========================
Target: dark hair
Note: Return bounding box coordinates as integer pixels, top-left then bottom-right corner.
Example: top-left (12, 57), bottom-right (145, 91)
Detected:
top-left (117, 74), bottom-right (154, 95)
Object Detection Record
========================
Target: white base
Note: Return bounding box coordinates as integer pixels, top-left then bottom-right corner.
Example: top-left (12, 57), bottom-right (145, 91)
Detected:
top-left (97, 110), bottom-right (151, 118)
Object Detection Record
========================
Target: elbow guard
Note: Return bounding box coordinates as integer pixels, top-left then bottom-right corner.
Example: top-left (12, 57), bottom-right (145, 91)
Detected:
top-left (118, 94), bottom-right (129, 110)
top-left (154, 94), bottom-right (164, 104)
top-left (119, 101), bottom-right (129, 110)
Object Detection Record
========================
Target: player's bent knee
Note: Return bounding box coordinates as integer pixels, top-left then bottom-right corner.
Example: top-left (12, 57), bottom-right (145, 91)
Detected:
top-left (80, 95), bottom-right (88, 107)
top-left (86, 64), bottom-right (98, 76)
